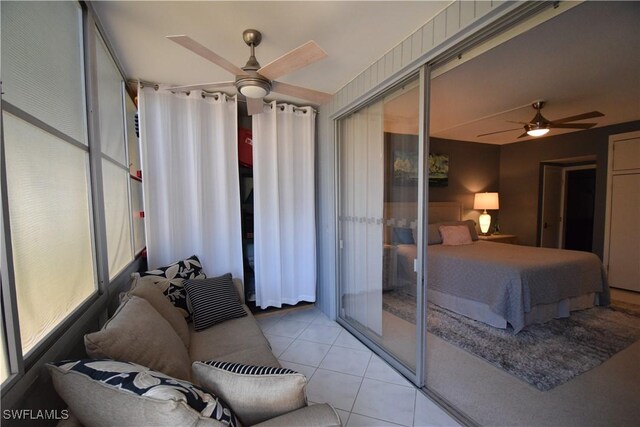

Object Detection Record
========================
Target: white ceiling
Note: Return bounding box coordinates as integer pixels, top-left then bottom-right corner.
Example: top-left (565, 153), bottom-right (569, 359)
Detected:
top-left (430, 1), bottom-right (640, 144)
top-left (94, 1), bottom-right (640, 145)
top-left (92, 1), bottom-right (450, 100)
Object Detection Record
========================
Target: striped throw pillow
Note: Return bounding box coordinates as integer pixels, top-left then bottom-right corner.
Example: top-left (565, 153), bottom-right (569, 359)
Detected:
top-left (183, 274), bottom-right (247, 331)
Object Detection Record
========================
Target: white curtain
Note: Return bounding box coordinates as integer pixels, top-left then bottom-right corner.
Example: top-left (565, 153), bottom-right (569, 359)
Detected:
top-left (252, 102), bottom-right (317, 308)
top-left (339, 101), bottom-right (384, 335)
top-left (139, 87), bottom-right (243, 280)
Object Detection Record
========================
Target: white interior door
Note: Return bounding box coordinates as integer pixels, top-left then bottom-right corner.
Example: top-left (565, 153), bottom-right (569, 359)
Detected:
top-left (540, 165), bottom-right (563, 248)
top-left (606, 132), bottom-right (640, 292)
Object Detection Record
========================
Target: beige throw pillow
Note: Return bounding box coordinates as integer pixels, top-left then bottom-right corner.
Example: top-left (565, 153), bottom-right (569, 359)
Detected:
top-left (192, 361), bottom-right (307, 426)
top-left (127, 281), bottom-right (190, 348)
top-left (84, 296), bottom-right (192, 381)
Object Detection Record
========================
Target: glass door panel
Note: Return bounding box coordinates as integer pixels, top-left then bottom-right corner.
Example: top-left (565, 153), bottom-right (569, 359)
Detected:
top-left (338, 76), bottom-right (421, 373)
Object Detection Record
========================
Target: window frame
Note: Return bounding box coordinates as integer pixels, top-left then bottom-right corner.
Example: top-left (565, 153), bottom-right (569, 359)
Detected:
top-left (0, 1), bottom-right (145, 397)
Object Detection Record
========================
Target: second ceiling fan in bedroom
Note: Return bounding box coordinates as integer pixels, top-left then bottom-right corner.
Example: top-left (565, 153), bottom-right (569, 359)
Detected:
top-left (167, 29), bottom-right (331, 115)
top-left (478, 101), bottom-right (604, 139)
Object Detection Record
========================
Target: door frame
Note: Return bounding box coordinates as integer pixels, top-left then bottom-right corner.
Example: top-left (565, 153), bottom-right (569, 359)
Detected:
top-left (334, 66), bottom-right (428, 388)
top-left (538, 163), bottom-right (563, 248)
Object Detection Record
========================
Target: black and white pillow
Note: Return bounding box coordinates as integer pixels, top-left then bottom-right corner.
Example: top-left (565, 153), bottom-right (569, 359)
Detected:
top-left (134, 255), bottom-right (207, 319)
top-left (49, 359), bottom-right (239, 427)
top-left (183, 274), bottom-right (247, 331)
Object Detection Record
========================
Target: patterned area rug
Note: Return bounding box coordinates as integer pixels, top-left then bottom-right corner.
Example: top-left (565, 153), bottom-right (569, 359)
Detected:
top-left (383, 289), bottom-right (640, 391)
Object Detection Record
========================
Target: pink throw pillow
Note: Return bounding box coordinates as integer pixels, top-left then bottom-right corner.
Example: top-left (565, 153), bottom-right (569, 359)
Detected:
top-left (439, 225), bottom-right (473, 246)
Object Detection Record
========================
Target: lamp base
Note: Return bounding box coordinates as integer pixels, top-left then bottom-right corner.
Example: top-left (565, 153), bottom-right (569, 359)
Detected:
top-left (479, 211), bottom-right (492, 235)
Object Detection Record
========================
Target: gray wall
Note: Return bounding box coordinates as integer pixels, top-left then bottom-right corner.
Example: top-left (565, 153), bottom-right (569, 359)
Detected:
top-left (429, 137), bottom-right (500, 226)
top-left (499, 121), bottom-right (640, 257)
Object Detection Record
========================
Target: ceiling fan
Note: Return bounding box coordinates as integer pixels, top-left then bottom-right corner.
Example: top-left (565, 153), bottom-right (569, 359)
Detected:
top-left (477, 101), bottom-right (604, 138)
top-left (167, 29), bottom-right (331, 115)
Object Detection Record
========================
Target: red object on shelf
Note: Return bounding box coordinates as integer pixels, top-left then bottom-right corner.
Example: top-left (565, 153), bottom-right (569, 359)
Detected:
top-left (136, 170), bottom-right (142, 179)
top-left (139, 211), bottom-right (145, 218)
top-left (238, 128), bottom-right (253, 167)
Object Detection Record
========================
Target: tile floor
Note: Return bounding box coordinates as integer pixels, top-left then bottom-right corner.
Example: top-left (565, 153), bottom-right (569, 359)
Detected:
top-left (255, 306), bottom-right (460, 427)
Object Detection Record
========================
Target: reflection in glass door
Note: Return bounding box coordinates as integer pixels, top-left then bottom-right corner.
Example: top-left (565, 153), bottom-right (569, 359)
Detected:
top-left (338, 75), bottom-right (422, 377)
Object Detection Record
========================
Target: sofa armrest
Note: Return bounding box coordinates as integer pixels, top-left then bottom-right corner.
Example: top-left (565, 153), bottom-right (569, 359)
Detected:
top-left (251, 403), bottom-right (342, 427)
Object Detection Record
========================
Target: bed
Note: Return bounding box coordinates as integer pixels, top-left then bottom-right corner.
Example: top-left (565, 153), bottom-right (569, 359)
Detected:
top-left (392, 202), bottom-right (609, 333)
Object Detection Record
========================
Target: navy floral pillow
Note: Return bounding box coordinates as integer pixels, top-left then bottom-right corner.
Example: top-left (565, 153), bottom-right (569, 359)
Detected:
top-left (135, 255), bottom-right (206, 319)
top-left (49, 359), bottom-right (239, 427)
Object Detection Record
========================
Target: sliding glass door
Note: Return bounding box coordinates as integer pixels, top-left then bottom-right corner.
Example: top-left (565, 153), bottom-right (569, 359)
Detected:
top-left (337, 73), bottom-right (425, 381)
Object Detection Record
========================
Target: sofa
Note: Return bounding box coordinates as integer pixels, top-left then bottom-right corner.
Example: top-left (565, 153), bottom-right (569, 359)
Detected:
top-left (48, 257), bottom-right (341, 427)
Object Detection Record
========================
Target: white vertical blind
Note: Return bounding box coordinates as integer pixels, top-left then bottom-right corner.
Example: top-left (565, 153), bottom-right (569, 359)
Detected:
top-left (339, 102), bottom-right (384, 335)
top-left (253, 103), bottom-right (317, 309)
top-left (102, 161), bottom-right (134, 279)
top-left (3, 113), bottom-right (96, 354)
top-left (1, 1), bottom-right (87, 144)
top-left (139, 88), bottom-right (243, 279)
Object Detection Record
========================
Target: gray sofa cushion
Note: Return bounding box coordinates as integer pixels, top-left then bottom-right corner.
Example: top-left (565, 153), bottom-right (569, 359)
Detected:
top-left (48, 359), bottom-right (238, 427)
top-left (84, 296), bottom-right (192, 381)
top-left (189, 305), bottom-right (277, 367)
top-left (193, 361), bottom-right (307, 426)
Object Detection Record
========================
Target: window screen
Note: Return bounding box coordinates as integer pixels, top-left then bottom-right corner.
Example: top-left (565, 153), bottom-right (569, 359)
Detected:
top-left (3, 113), bottom-right (97, 355)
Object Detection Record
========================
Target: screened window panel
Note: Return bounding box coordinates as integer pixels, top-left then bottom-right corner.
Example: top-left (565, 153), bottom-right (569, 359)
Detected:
top-left (3, 113), bottom-right (97, 355)
top-left (102, 161), bottom-right (134, 279)
top-left (95, 31), bottom-right (127, 165)
top-left (0, 313), bottom-right (9, 384)
top-left (130, 179), bottom-right (146, 254)
top-left (125, 96), bottom-right (141, 176)
top-left (1, 1), bottom-right (87, 144)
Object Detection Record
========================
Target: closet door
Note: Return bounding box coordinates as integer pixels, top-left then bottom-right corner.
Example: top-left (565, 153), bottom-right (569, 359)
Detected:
top-left (606, 132), bottom-right (640, 292)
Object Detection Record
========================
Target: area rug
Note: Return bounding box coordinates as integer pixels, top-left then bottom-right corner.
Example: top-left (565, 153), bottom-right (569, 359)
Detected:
top-left (383, 289), bottom-right (640, 391)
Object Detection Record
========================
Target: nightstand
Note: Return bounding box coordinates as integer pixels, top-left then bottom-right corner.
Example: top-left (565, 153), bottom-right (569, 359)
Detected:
top-left (477, 234), bottom-right (517, 244)
top-left (382, 244), bottom-right (398, 291)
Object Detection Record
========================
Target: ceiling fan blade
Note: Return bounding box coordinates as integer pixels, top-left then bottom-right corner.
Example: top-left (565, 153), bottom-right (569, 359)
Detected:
top-left (246, 97), bottom-right (264, 116)
top-left (477, 128), bottom-right (522, 137)
top-left (517, 131), bottom-right (530, 139)
top-left (549, 123), bottom-right (597, 129)
top-left (271, 81), bottom-right (332, 105)
top-left (258, 41), bottom-right (328, 81)
top-left (169, 81), bottom-right (235, 91)
top-left (551, 111), bottom-right (604, 124)
top-left (167, 35), bottom-right (248, 77)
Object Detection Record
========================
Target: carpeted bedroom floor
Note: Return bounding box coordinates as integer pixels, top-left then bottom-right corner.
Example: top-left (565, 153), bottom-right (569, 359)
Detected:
top-left (382, 288), bottom-right (640, 426)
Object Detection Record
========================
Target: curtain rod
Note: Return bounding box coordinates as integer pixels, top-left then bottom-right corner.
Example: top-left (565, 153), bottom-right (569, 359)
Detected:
top-left (130, 79), bottom-right (317, 113)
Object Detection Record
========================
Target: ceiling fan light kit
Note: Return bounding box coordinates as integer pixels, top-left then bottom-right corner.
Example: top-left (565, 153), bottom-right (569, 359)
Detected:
top-left (167, 28), bottom-right (330, 115)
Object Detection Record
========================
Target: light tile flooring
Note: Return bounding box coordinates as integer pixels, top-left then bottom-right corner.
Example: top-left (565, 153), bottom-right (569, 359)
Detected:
top-left (255, 306), bottom-right (460, 427)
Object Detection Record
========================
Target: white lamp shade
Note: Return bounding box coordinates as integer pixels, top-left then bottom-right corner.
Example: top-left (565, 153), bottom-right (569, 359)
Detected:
top-left (473, 192), bottom-right (499, 210)
top-left (239, 85), bottom-right (268, 99)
